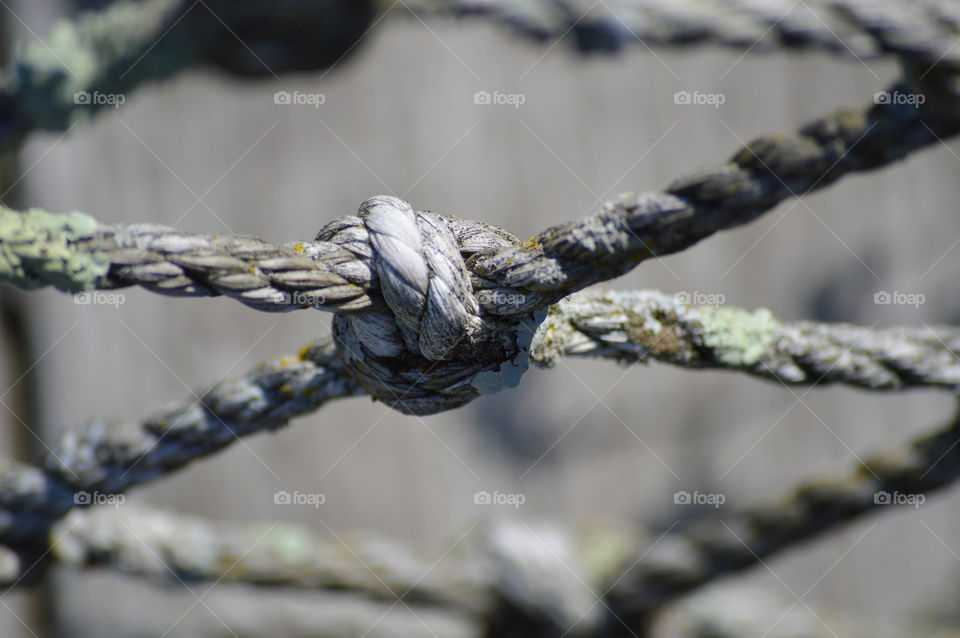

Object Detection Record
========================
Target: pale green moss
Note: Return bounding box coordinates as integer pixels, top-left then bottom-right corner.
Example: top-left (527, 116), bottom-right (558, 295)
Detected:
top-left (696, 306), bottom-right (776, 367)
top-left (0, 207), bottom-right (109, 291)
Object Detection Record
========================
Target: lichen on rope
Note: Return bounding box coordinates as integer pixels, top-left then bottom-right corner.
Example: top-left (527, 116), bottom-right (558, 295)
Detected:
top-left (535, 290), bottom-right (960, 392)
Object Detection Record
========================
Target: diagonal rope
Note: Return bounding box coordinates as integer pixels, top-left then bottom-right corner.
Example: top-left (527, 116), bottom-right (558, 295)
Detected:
top-left (603, 408), bottom-right (960, 626)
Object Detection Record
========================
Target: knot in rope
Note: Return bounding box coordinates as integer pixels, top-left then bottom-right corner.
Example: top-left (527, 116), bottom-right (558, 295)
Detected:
top-left (318, 196), bottom-right (545, 416)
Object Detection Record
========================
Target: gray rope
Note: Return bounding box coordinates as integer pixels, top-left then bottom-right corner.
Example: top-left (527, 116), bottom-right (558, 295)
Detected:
top-left (534, 289), bottom-right (960, 392)
top-left (2, 82), bottom-right (957, 412)
top-left (9, 82), bottom-right (956, 315)
top-left (404, 0), bottom-right (960, 67)
top-left (17, 409), bottom-right (960, 636)
top-left (0, 338), bottom-right (360, 552)
top-left (50, 504), bottom-right (486, 611)
top-left (0, 0), bottom-right (376, 149)
top-left (49, 506), bottom-right (601, 634)
top-left (4, 0), bottom-right (957, 152)
top-left (1, 298), bottom-right (955, 575)
top-left (604, 408), bottom-right (960, 627)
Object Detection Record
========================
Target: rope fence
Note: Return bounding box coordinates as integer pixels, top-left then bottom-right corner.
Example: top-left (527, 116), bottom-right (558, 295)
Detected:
top-left (0, 0), bottom-right (958, 636)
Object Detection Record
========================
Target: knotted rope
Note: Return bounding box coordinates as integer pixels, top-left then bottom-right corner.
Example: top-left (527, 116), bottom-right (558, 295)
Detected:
top-left (321, 196), bottom-right (545, 414)
top-left (3, 82), bottom-right (958, 413)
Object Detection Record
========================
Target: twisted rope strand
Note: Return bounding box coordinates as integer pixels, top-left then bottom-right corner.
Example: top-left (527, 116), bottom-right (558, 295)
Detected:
top-left (3, 0), bottom-right (957, 151)
top-left (0, 338), bottom-right (361, 548)
top-left (534, 290), bottom-right (960, 392)
top-left (604, 409), bottom-right (960, 626)
top-left (0, 0), bottom-right (377, 150)
top-left (49, 505), bottom-right (486, 611)
top-left (403, 0), bottom-right (960, 67)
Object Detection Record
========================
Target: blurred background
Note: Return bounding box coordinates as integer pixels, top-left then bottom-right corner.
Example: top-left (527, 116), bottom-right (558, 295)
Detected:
top-left (2, 1), bottom-right (960, 636)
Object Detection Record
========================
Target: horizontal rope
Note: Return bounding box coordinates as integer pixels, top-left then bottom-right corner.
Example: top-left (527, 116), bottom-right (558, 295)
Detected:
top-left (5, 82), bottom-right (957, 319)
top-left (2, 77), bottom-right (957, 414)
top-left (534, 290), bottom-right (960, 392)
top-left (51, 504), bottom-right (486, 611)
top-left (3, 0), bottom-right (956, 152)
top-left (406, 0), bottom-right (960, 67)
top-left (0, 0), bottom-right (377, 149)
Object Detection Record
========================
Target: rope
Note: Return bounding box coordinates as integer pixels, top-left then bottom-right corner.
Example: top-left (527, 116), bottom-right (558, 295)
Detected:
top-left (51, 505), bottom-right (485, 611)
top-left (0, 0), bottom-right (377, 149)
top-left (0, 339), bottom-right (360, 549)
top-left (8, 83), bottom-right (955, 313)
top-left (0, 297), bottom-right (954, 573)
top-left (2, 82), bottom-right (957, 412)
top-left (403, 0), bottom-right (960, 67)
top-left (3, 0), bottom-right (959, 151)
top-left (604, 409), bottom-right (960, 626)
top-left (14, 409), bottom-right (960, 637)
top-left (535, 290), bottom-right (960, 392)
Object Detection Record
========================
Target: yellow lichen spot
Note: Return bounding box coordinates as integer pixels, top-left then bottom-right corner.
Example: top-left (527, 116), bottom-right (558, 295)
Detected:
top-left (280, 384), bottom-right (291, 393)
top-left (294, 243), bottom-right (304, 253)
top-left (297, 343), bottom-right (312, 360)
top-left (279, 356), bottom-right (299, 367)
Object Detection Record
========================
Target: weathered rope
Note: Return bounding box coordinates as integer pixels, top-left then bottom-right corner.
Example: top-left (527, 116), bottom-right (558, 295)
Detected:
top-left (3, 0), bottom-right (959, 150)
top-left (535, 290), bottom-right (960, 392)
top-left (49, 506), bottom-right (602, 633)
top-left (1, 297), bottom-right (955, 567)
top-left (0, 338), bottom-right (360, 552)
top-left (2, 83), bottom-right (957, 412)
top-left (404, 0), bottom-right (960, 67)
top-left (5, 83), bottom-right (956, 314)
top-left (0, 0), bottom-right (377, 149)
top-left (50, 504), bottom-right (485, 611)
top-left (604, 408), bottom-right (960, 626)
top-left (15, 409), bottom-right (960, 636)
